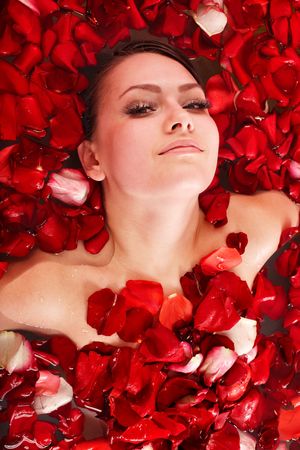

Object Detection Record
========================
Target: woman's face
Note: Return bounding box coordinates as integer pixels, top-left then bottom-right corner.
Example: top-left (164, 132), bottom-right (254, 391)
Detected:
top-left (87, 52), bottom-right (219, 199)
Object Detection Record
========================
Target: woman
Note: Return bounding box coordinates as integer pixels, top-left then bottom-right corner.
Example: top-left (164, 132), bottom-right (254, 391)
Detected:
top-left (0, 40), bottom-right (298, 349)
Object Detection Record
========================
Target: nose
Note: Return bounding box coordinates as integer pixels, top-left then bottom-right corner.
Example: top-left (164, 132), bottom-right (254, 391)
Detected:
top-left (164, 109), bottom-right (194, 134)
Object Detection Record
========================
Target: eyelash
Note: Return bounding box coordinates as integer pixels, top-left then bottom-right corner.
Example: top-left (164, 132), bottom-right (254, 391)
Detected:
top-left (124, 99), bottom-right (211, 115)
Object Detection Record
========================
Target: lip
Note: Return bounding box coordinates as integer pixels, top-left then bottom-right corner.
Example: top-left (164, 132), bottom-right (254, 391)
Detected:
top-left (158, 139), bottom-right (203, 155)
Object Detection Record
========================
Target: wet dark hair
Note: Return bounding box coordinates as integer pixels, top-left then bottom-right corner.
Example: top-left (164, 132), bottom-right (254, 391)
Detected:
top-left (83, 40), bottom-right (204, 140)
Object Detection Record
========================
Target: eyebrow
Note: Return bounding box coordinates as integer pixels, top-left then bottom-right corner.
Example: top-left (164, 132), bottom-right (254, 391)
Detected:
top-left (119, 83), bottom-right (202, 98)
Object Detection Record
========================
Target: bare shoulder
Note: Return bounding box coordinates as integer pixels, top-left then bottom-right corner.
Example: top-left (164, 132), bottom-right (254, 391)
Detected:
top-left (0, 243), bottom-right (104, 333)
top-left (227, 191), bottom-right (299, 275)
top-left (229, 190), bottom-right (299, 231)
top-left (0, 249), bottom-right (69, 332)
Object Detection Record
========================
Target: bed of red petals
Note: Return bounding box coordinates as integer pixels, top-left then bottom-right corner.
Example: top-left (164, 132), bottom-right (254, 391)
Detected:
top-left (1, 238), bottom-right (300, 449)
top-left (0, 0), bottom-right (300, 448)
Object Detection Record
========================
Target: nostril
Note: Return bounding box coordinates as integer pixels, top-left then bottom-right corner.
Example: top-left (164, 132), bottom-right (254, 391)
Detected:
top-left (171, 122), bottom-right (182, 130)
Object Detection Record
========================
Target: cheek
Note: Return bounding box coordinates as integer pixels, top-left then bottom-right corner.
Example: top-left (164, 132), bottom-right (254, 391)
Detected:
top-left (102, 122), bottom-right (153, 176)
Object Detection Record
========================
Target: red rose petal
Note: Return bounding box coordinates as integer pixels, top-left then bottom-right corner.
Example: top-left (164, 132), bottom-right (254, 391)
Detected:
top-left (195, 285), bottom-right (240, 332)
top-left (37, 214), bottom-right (69, 253)
top-left (0, 60), bottom-right (29, 95)
top-left (278, 405), bottom-right (300, 440)
top-left (72, 439), bottom-right (112, 450)
top-left (0, 22), bottom-right (22, 56)
top-left (58, 407), bottom-right (84, 439)
top-left (8, 404), bottom-right (37, 438)
top-left (87, 288), bottom-right (126, 336)
top-left (0, 94), bottom-right (17, 140)
top-left (74, 351), bottom-right (110, 410)
top-left (206, 423), bottom-right (240, 450)
top-left (17, 95), bottom-right (48, 134)
top-left (120, 418), bottom-right (170, 442)
top-left (230, 388), bottom-right (264, 430)
top-left (206, 72), bottom-right (236, 114)
top-left (78, 215), bottom-right (105, 241)
top-left (152, 411), bottom-right (186, 437)
top-left (118, 307), bottom-right (153, 342)
top-left (140, 323), bottom-right (187, 363)
top-left (74, 21), bottom-right (106, 50)
top-left (12, 166), bottom-right (47, 195)
top-left (0, 230), bottom-right (36, 257)
top-left (49, 106), bottom-right (83, 149)
top-left (156, 4), bottom-right (188, 37)
top-left (200, 246), bottom-right (242, 276)
top-left (157, 377), bottom-right (205, 410)
top-left (7, 0), bottom-right (41, 43)
top-left (226, 232), bottom-right (248, 254)
top-left (84, 228), bottom-right (109, 254)
top-left (0, 261), bottom-right (9, 279)
top-left (121, 280), bottom-right (164, 315)
top-left (14, 43), bottom-right (42, 74)
top-left (159, 293), bottom-right (193, 330)
top-left (217, 359), bottom-right (252, 404)
top-left (250, 339), bottom-right (276, 385)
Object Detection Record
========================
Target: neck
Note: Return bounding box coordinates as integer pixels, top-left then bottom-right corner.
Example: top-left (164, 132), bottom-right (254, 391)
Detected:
top-left (104, 190), bottom-right (206, 287)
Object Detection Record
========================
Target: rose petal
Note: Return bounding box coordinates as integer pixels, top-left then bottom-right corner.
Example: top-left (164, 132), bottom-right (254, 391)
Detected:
top-left (194, 285), bottom-right (240, 332)
top-left (121, 280), bottom-right (164, 315)
top-left (159, 293), bottom-right (193, 330)
top-left (226, 232), bottom-right (248, 255)
top-left (8, 404), bottom-right (37, 439)
top-left (87, 288), bottom-right (126, 336)
top-left (168, 353), bottom-right (203, 374)
top-left (218, 317), bottom-right (257, 355)
top-left (72, 440), bottom-right (112, 450)
top-left (33, 377), bottom-right (73, 414)
top-left (37, 214), bottom-right (69, 253)
top-left (192, 5), bottom-right (227, 36)
top-left (199, 346), bottom-right (238, 386)
top-left (230, 388), bottom-right (264, 430)
top-left (35, 370), bottom-right (60, 396)
top-left (0, 93), bottom-right (17, 140)
top-left (7, 0), bottom-right (41, 43)
top-left (0, 331), bottom-right (33, 373)
top-left (250, 339), bottom-right (276, 384)
top-left (237, 429), bottom-right (257, 450)
top-left (140, 323), bottom-right (187, 363)
top-left (200, 246), bottom-right (242, 276)
top-left (0, 60), bottom-right (29, 95)
top-left (14, 43), bottom-right (42, 74)
top-left (48, 169), bottom-right (90, 206)
top-left (217, 359), bottom-right (252, 404)
top-left (206, 423), bottom-right (240, 450)
top-left (278, 405), bottom-right (300, 440)
top-left (49, 106), bottom-right (83, 149)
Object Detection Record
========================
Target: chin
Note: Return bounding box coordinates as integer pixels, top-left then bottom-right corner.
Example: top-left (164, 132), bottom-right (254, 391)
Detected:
top-left (154, 178), bottom-right (214, 200)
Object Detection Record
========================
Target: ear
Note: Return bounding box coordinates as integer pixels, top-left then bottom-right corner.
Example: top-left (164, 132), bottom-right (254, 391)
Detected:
top-left (77, 140), bottom-right (105, 181)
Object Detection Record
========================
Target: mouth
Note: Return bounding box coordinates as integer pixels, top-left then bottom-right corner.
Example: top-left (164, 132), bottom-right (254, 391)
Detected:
top-left (158, 140), bottom-right (204, 155)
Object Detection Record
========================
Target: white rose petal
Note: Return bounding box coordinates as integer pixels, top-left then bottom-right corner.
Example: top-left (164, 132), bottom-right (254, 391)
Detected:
top-left (218, 317), bottom-right (257, 355)
top-left (169, 353), bottom-right (203, 374)
top-left (33, 377), bottom-right (73, 414)
top-left (192, 5), bottom-right (227, 36)
top-left (237, 429), bottom-right (257, 450)
top-left (0, 331), bottom-right (33, 374)
top-left (48, 168), bottom-right (90, 206)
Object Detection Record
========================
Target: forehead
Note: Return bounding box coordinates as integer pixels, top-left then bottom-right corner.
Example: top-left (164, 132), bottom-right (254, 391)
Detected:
top-left (104, 52), bottom-right (201, 95)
